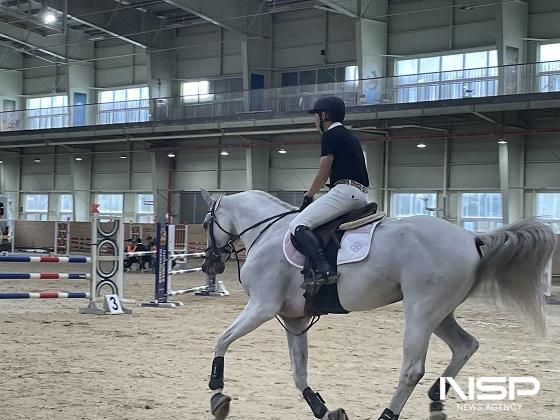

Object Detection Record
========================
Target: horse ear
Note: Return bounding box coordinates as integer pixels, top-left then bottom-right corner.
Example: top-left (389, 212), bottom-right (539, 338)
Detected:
top-left (201, 189), bottom-right (216, 208)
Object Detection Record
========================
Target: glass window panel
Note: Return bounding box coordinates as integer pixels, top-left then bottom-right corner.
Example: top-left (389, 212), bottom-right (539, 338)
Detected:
top-left (198, 80), bottom-right (210, 94)
top-left (281, 72), bottom-right (298, 87)
top-left (52, 95), bottom-right (67, 107)
top-left (536, 192), bottom-right (560, 219)
top-left (96, 194), bottom-right (123, 214)
top-left (60, 194), bottom-right (73, 212)
top-left (137, 193), bottom-right (154, 213)
top-left (419, 56), bottom-right (440, 74)
top-left (24, 194), bottom-right (49, 212)
top-left (300, 70), bottom-right (316, 85)
top-left (441, 54), bottom-right (463, 71)
top-left (40, 97), bottom-right (51, 108)
top-left (27, 98), bottom-right (41, 109)
top-left (460, 192), bottom-right (502, 218)
top-left (114, 89), bottom-right (126, 102)
top-left (127, 88), bottom-right (140, 101)
top-left (344, 65), bottom-right (358, 81)
top-left (464, 51), bottom-right (488, 69)
top-left (396, 59), bottom-right (418, 76)
top-left (390, 193), bottom-right (437, 217)
top-left (140, 86), bottom-right (150, 99)
top-left (100, 91), bottom-right (113, 103)
top-left (182, 82), bottom-right (199, 96)
top-left (318, 68), bottom-right (336, 83)
top-left (489, 50), bottom-right (498, 67)
top-left (540, 43), bottom-right (560, 62)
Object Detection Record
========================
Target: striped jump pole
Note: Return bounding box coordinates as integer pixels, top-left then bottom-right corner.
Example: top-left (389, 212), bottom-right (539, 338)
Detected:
top-left (170, 267), bottom-right (203, 275)
top-left (125, 250), bottom-right (155, 257)
top-left (0, 256), bottom-right (91, 263)
top-left (0, 292), bottom-right (90, 299)
top-left (170, 252), bottom-right (205, 260)
top-left (0, 272), bottom-right (90, 280)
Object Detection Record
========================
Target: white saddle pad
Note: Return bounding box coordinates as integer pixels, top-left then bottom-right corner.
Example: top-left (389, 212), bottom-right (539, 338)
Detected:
top-left (283, 220), bottom-right (381, 269)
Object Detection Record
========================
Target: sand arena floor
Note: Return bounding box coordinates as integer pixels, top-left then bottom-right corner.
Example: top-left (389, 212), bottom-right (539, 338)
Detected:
top-left (0, 261), bottom-right (559, 420)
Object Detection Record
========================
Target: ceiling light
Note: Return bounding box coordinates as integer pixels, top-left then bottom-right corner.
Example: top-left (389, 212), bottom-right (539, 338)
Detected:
top-left (278, 148), bottom-right (287, 154)
top-left (497, 139), bottom-right (508, 145)
top-left (416, 142), bottom-right (427, 149)
top-left (75, 157), bottom-right (83, 161)
top-left (34, 158), bottom-right (41, 163)
top-left (119, 155), bottom-right (127, 159)
top-left (167, 152), bottom-right (176, 158)
top-left (42, 10), bottom-right (57, 24)
top-left (220, 150), bottom-right (229, 156)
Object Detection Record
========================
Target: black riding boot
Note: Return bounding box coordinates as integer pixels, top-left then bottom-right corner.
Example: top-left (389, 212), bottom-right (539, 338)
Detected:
top-left (294, 226), bottom-right (339, 290)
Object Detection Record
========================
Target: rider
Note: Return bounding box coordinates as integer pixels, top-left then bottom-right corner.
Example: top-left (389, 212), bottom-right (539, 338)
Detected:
top-left (289, 96), bottom-right (370, 287)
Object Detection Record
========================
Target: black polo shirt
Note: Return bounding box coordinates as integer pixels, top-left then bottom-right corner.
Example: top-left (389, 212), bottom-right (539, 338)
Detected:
top-left (320, 124), bottom-right (369, 187)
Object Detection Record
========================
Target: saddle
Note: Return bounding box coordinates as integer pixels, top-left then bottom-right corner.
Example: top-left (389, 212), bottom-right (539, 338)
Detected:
top-left (290, 203), bottom-right (385, 316)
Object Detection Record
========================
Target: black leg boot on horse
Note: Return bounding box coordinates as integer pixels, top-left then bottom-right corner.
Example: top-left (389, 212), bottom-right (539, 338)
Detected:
top-left (294, 225), bottom-right (339, 295)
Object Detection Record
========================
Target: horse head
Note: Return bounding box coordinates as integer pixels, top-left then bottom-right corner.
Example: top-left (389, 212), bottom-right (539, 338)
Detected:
top-left (200, 189), bottom-right (236, 275)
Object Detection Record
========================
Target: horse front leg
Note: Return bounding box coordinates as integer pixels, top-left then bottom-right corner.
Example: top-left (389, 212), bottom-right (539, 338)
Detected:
top-left (209, 297), bottom-right (278, 420)
top-left (284, 317), bottom-right (348, 420)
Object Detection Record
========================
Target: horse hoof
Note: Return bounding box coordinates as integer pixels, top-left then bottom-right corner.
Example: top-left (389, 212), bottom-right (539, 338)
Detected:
top-left (428, 411), bottom-right (447, 420)
top-left (327, 408), bottom-right (349, 420)
top-left (211, 393), bottom-right (231, 420)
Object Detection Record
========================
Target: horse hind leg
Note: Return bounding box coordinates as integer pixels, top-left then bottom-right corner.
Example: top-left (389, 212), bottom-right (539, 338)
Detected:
top-left (283, 317), bottom-right (348, 420)
top-left (209, 298), bottom-right (279, 420)
top-left (426, 312), bottom-right (479, 420)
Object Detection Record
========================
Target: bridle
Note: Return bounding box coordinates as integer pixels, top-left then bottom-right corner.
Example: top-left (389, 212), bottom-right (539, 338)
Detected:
top-left (204, 197), bottom-right (299, 282)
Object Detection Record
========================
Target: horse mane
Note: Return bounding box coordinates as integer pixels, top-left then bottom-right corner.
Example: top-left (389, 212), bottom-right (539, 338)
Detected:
top-left (243, 190), bottom-right (298, 210)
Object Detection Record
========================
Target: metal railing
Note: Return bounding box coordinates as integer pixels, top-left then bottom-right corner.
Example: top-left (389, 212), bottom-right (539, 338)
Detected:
top-left (0, 61), bottom-right (559, 133)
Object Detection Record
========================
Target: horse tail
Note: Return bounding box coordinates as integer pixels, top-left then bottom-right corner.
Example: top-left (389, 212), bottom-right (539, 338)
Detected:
top-left (472, 218), bottom-right (557, 332)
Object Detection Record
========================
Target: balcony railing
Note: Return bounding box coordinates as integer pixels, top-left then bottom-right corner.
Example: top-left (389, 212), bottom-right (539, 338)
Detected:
top-left (1, 61), bottom-right (559, 133)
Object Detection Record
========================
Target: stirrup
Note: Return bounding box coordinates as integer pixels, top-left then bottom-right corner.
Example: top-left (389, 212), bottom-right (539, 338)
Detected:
top-left (301, 271), bottom-right (339, 296)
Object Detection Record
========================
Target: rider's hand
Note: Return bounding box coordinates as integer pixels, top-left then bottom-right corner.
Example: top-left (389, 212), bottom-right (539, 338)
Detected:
top-left (300, 194), bottom-right (313, 211)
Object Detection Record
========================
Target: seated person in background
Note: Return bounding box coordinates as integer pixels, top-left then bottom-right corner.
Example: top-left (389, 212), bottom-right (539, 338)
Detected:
top-left (124, 239), bottom-right (138, 271)
top-left (136, 238), bottom-right (151, 271)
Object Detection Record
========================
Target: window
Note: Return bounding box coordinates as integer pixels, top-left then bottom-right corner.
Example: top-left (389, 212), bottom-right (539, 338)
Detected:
top-left (59, 194), bottom-right (73, 221)
top-left (536, 192), bottom-right (560, 233)
top-left (24, 194), bottom-right (49, 221)
top-left (280, 66), bottom-right (359, 87)
top-left (96, 194), bottom-right (123, 215)
top-left (395, 50), bottom-right (498, 103)
top-left (460, 192), bottom-right (502, 232)
top-left (137, 193), bottom-right (154, 223)
top-left (26, 95), bottom-right (68, 129)
top-left (538, 43), bottom-right (560, 93)
top-left (390, 193), bottom-right (437, 217)
top-left (98, 86), bottom-right (149, 124)
top-left (181, 80), bottom-right (213, 103)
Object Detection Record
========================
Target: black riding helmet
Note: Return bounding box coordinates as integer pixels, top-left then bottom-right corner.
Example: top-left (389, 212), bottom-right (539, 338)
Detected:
top-left (308, 96), bottom-right (346, 122)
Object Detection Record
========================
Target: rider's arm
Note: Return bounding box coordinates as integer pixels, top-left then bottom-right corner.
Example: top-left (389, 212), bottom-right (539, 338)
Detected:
top-left (306, 155), bottom-right (333, 197)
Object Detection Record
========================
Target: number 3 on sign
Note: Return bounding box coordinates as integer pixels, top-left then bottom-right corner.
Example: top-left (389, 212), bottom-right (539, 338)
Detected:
top-left (104, 294), bottom-right (124, 314)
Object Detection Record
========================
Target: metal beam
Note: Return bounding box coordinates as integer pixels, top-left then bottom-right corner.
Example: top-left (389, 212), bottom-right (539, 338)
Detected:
top-left (316, 0), bottom-right (359, 19)
top-left (163, 0), bottom-right (265, 37)
top-left (0, 21), bottom-right (76, 61)
top-left (66, 0), bottom-right (173, 49)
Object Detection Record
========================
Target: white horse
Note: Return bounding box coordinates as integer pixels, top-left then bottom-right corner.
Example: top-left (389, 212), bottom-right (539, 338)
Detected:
top-left (200, 189), bottom-right (556, 420)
